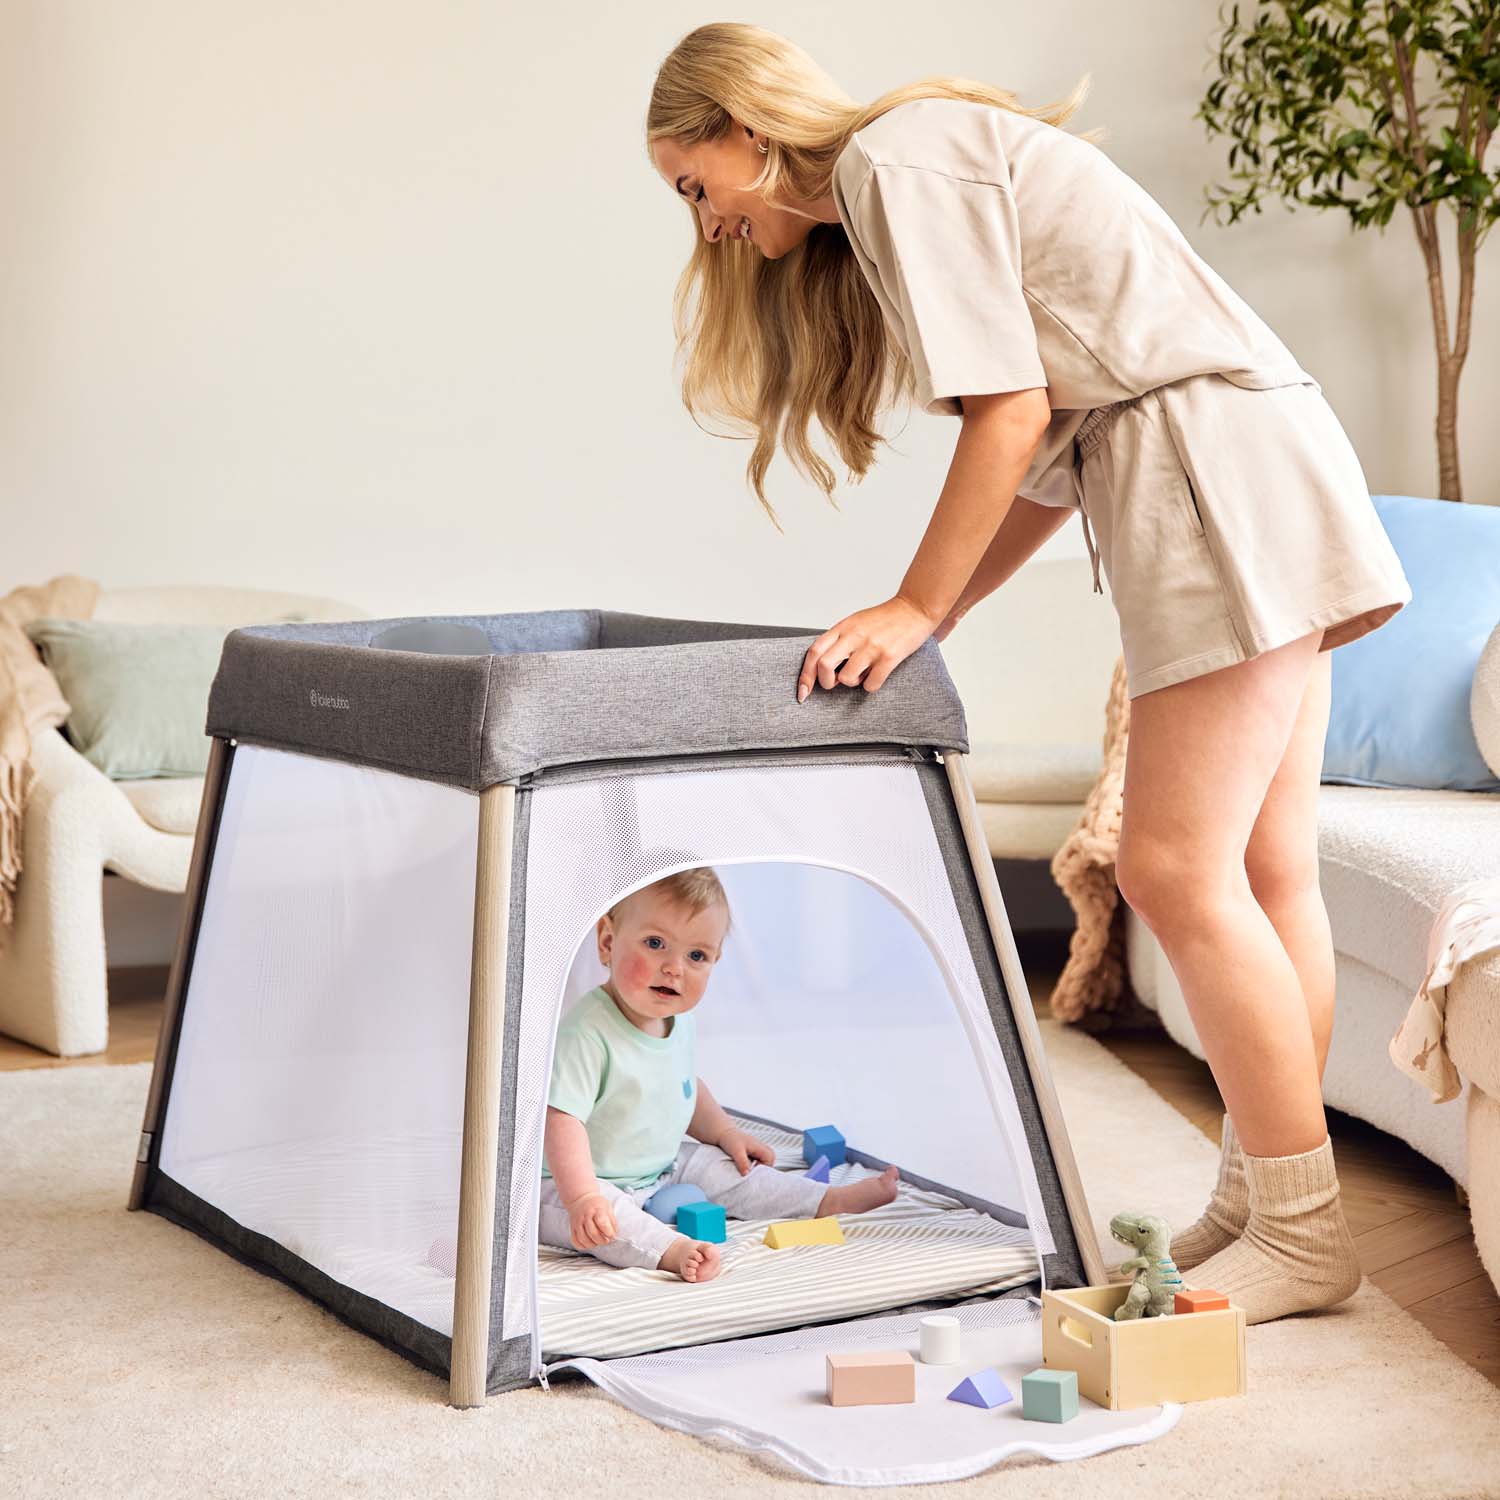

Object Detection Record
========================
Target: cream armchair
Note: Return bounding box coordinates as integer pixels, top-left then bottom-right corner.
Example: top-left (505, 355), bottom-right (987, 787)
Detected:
top-left (0, 585), bottom-right (368, 1057)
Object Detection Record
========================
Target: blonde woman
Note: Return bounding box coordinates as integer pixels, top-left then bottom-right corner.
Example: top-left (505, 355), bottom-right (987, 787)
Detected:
top-left (647, 23), bottom-right (1413, 1324)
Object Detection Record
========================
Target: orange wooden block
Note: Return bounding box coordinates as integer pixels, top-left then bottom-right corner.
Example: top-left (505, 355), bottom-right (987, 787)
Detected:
top-left (825, 1350), bottom-right (916, 1407)
top-left (1175, 1287), bottom-right (1231, 1314)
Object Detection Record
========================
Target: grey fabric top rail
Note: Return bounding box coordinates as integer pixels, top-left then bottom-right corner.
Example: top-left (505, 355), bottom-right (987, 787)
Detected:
top-left (204, 609), bottom-right (971, 791)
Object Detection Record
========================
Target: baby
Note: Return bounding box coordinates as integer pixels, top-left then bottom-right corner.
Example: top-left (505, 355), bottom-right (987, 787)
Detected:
top-left (538, 866), bottom-right (900, 1282)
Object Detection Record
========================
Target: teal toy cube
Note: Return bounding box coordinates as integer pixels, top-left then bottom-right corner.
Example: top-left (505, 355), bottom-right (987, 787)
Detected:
top-left (676, 1201), bottom-right (726, 1242)
top-left (1022, 1367), bottom-right (1078, 1423)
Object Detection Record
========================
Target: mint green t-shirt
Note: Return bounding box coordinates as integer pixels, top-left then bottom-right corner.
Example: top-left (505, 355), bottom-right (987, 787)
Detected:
top-left (542, 986), bottom-right (699, 1191)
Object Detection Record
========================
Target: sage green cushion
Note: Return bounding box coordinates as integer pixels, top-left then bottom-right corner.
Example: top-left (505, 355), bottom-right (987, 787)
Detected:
top-left (23, 619), bottom-right (247, 779)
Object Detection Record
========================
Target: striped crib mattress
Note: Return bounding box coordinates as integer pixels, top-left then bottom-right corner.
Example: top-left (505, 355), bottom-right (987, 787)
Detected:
top-left (538, 1115), bottom-right (1038, 1360)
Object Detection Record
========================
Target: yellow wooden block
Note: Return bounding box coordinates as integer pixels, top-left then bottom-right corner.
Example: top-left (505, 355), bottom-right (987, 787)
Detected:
top-left (1041, 1284), bottom-right (1246, 1410)
top-left (764, 1216), bottom-right (845, 1249)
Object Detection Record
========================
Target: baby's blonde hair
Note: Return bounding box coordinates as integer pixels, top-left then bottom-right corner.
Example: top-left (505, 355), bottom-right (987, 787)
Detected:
top-left (609, 867), bottom-right (732, 936)
top-left (646, 21), bottom-right (1103, 528)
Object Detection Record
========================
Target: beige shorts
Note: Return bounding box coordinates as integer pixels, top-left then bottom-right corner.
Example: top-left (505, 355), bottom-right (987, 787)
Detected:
top-left (1073, 372), bottom-right (1413, 700)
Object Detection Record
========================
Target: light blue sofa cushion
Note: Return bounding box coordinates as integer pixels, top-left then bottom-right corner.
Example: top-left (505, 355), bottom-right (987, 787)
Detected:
top-left (1324, 493), bottom-right (1500, 792)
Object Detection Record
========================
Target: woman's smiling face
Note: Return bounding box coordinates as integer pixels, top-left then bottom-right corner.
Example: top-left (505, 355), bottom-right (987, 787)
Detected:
top-left (650, 123), bottom-right (834, 259)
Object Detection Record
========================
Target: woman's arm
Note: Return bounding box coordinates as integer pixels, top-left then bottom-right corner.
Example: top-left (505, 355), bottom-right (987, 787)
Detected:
top-left (796, 387), bottom-right (1051, 698)
top-left (936, 494), bottom-right (1075, 639)
top-left (896, 390), bottom-right (1053, 622)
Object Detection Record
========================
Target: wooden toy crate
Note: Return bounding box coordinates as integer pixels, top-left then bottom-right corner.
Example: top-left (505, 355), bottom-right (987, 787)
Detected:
top-left (1041, 1284), bottom-right (1246, 1410)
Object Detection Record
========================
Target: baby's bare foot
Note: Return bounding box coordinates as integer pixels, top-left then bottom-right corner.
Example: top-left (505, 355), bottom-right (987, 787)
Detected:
top-left (818, 1165), bottom-right (900, 1217)
top-left (658, 1236), bottom-right (723, 1283)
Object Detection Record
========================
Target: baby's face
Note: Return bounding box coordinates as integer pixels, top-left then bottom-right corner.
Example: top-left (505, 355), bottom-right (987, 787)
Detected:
top-left (599, 892), bottom-right (728, 1026)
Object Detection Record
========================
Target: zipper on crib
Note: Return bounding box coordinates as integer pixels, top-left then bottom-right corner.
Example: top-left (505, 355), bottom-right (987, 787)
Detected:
top-left (514, 742), bottom-right (938, 787)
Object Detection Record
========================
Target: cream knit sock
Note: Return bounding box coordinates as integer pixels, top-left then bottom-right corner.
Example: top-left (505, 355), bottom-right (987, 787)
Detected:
top-left (1186, 1134), bottom-right (1362, 1325)
top-left (1169, 1112), bottom-right (1249, 1270)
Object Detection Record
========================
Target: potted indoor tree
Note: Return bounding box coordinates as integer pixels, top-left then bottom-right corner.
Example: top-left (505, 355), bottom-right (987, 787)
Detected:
top-left (1198, 0), bottom-right (1498, 500)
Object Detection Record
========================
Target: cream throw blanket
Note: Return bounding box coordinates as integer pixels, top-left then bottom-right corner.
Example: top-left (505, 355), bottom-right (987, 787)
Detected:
top-left (1389, 876), bottom-right (1500, 1103)
top-left (0, 575), bottom-right (101, 945)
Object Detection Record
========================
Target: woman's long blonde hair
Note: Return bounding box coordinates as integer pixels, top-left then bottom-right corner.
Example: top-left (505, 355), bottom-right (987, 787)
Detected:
top-left (646, 23), bottom-right (1104, 529)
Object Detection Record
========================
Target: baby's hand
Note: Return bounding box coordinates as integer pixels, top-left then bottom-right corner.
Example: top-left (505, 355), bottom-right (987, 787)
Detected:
top-left (719, 1127), bottom-right (776, 1176)
top-left (567, 1192), bottom-right (617, 1250)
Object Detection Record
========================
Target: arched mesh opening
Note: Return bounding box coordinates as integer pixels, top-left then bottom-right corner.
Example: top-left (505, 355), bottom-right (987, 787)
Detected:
top-left (505, 761), bottom-right (1055, 1352)
top-left (527, 858), bottom-right (1043, 1360)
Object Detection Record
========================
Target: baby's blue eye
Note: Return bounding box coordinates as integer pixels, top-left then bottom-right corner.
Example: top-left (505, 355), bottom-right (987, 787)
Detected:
top-left (645, 935), bottom-right (664, 949)
top-left (689, 950), bottom-right (707, 963)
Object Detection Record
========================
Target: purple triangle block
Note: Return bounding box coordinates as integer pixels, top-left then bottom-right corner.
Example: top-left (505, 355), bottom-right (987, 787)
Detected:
top-left (804, 1155), bottom-right (831, 1183)
top-left (947, 1368), bottom-right (1013, 1409)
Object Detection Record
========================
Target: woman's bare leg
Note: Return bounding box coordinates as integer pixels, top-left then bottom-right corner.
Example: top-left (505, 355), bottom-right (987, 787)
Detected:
top-left (1116, 629), bottom-right (1328, 1157)
top-left (1116, 632), bottom-right (1361, 1321)
top-left (1243, 646), bottom-right (1336, 1084)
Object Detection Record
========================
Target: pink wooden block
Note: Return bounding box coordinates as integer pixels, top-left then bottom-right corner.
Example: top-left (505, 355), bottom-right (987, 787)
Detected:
top-left (825, 1350), bottom-right (916, 1407)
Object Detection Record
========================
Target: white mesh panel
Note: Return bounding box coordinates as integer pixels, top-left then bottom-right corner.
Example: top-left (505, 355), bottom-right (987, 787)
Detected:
top-left (505, 761), bottom-right (1054, 1345)
top-left (159, 744), bottom-right (479, 1335)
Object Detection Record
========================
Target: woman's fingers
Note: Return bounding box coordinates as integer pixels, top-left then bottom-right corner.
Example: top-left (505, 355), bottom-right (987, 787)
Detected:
top-left (797, 634), bottom-right (832, 703)
top-left (837, 646), bottom-right (877, 687)
top-left (799, 628), bottom-right (847, 701)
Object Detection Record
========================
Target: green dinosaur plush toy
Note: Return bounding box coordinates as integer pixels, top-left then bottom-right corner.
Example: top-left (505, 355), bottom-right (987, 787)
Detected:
top-left (1109, 1211), bottom-right (1181, 1320)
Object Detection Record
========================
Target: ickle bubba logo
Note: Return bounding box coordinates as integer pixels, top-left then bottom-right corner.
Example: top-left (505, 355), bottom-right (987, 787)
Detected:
top-left (309, 688), bottom-right (352, 711)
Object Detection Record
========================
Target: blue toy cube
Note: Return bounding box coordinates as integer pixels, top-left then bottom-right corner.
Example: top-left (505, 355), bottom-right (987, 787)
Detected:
top-left (1022, 1367), bottom-right (1079, 1423)
top-left (676, 1201), bottom-right (726, 1242)
top-left (802, 1125), bottom-right (846, 1168)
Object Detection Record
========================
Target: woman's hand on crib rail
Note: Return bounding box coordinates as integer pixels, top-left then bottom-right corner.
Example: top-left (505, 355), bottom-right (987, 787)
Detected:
top-left (796, 594), bottom-right (937, 702)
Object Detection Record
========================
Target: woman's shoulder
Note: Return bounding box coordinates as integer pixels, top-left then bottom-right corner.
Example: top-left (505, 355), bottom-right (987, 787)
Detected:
top-left (843, 97), bottom-right (1053, 176)
top-left (834, 97), bottom-right (1072, 216)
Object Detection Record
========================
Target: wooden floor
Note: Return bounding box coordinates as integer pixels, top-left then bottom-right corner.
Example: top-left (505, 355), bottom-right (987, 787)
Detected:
top-left (4, 951), bottom-right (1497, 1389)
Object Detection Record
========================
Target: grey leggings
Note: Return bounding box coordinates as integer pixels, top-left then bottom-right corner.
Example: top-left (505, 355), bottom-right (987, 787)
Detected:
top-left (539, 1139), bottom-right (829, 1270)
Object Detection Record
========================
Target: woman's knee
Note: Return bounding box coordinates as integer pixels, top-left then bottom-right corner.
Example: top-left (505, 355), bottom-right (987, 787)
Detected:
top-left (1116, 835), bottom-right (1239, 935)
top-left (1244, 849), bottom-right (1322, 916)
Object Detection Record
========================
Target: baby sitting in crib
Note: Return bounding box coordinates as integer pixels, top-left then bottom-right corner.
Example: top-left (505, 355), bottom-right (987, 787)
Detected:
top-left (539, 866), bottom-right (900, 1283)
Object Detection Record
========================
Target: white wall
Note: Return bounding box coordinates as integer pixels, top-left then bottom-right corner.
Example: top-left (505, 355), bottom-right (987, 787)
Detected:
top-left (5, 3), bottom-right (1495, 966)
top-left (4, 0), bottom-right (1496, 629)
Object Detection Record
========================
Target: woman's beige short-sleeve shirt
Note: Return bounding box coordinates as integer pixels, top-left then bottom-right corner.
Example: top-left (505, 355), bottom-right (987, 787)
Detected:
top-left (830, 97), bottom-right (1315, 507)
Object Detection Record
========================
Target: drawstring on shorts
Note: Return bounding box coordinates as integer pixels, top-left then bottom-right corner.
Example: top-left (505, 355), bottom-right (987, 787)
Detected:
top-left (1073, 396), bottom-right (1142, 597)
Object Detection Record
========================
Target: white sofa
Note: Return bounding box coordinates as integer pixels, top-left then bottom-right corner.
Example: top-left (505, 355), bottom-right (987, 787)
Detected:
top-left (0, 585), bottom-right (367, 1057)
top-left (943, 554), bottom-right (1500, 1291)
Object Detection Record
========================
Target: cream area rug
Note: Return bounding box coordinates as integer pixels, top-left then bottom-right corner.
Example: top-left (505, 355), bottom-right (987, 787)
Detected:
top-left (4, 1022), bottom-right (1499, 1499)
